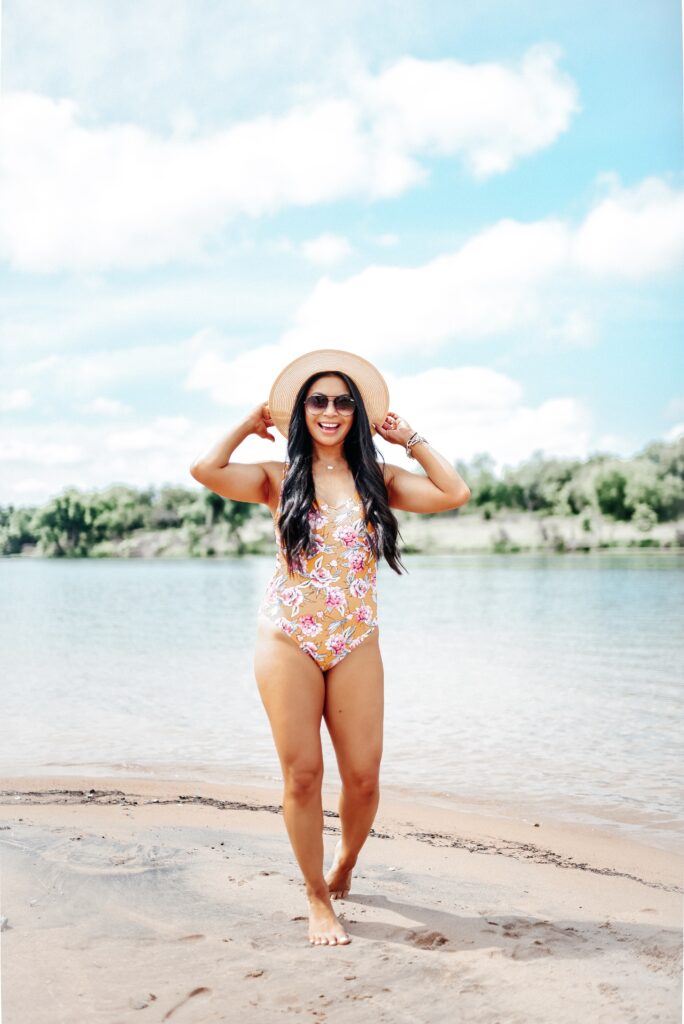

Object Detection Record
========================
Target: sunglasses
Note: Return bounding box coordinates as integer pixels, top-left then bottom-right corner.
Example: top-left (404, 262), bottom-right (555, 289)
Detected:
top-left (304, 393), bottom-right (356, 415)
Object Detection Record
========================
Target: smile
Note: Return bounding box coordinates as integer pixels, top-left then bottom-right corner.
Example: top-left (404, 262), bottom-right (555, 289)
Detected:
top-left (318, 422), bottom-right (341, 433)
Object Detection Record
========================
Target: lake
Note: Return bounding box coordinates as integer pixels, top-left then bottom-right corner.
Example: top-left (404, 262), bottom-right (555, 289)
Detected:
top-left (2, 553), bottom-right (682, 853)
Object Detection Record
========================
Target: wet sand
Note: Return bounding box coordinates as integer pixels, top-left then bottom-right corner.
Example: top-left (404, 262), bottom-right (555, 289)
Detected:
top-left (0, 774), bottom-right (681, 1023)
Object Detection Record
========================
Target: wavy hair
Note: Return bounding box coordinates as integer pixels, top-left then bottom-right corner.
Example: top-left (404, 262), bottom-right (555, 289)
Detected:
top-left (277, 370), bottom-right (406, 576)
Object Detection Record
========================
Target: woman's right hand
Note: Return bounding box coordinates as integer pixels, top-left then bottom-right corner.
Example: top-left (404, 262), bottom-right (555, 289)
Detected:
top-left (245, 402), bottom-right (276, 442)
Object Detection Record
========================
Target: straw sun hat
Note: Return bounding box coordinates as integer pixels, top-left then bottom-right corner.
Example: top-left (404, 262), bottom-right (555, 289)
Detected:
top-left (268, 349), bottom-right (390, 438)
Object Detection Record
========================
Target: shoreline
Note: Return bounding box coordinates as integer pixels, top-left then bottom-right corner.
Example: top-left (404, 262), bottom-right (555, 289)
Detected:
top-left (4, 510), bottom-right (683, 559)
top-left (1, 772), bottom-right (681, 889)
top-left (2, 762), bottom-right (681, 858)
top-left (1, 772), bottom-right (681, 1022)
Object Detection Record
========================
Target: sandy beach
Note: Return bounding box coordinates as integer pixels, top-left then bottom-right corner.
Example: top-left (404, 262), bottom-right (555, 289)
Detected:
top-left (0, 774), bottom-right (681, 1024)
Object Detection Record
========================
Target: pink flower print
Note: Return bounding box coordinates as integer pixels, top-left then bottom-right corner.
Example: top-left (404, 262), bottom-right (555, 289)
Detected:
top-left (300, 640), bottom-right (318, 659)
top-left (299, 614), bottom-right (322, 637)
top-left (309, 535), bottom-right (326, 556)
top-left (335, 526), bottom-right (359, 548)
top-left (310, 565), bottom-right (334, 587)
top-left (281, 586), bottom-right (304, 610)
top-left (275, 616), bottom-right (296, 636)
top-left (347, 551), bottom-right (366, 572)
top-left (355, 604), bottom-right (373, 624)
top-left (349, 578), bottom-right (369, 599)
top-left (324, 587), bottom-right (346, 613)
top-left (326, 633), bottom-right (350, 657)
top-left (307, 508), bottom-right (326, 529)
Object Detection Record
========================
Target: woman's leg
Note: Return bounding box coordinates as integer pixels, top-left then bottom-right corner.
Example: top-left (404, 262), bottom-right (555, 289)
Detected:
top-left (322, 630), bottom-right (384, 898)
top-left (254, 616), bottom-right (350, 945)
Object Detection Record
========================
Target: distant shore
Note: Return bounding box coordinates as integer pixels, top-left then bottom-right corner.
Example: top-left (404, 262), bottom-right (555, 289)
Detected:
top-left (5, 510), bottom-right (683, 559)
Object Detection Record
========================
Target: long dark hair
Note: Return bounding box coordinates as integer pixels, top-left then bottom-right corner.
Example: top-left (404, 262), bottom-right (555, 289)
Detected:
top-left (277, 370), bottom-right (406, 576)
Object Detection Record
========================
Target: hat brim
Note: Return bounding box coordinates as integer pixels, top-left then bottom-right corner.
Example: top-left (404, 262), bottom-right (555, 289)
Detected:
top-left (268, 349), bottom-right (390, 439)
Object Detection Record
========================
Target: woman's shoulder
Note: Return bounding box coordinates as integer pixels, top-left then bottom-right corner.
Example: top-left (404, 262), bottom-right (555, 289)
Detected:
top-left (259, 460), bottom-right (287, 478)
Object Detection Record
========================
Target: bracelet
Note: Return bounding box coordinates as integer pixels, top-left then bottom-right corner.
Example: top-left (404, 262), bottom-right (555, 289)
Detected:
top-left (406, 431), bottom-right (429, 459)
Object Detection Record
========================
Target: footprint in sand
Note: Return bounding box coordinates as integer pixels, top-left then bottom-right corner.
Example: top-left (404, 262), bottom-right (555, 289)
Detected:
top-left (503, 919), bottom-right (587, 960)
top-left (406, 929), bottom-right (449, 950)
top-left (42, 837), bottom-right (178, 876)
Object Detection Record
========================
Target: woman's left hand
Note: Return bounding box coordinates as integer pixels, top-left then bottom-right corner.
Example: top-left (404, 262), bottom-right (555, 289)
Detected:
top-left (373, 411), bottom-right (415, 446)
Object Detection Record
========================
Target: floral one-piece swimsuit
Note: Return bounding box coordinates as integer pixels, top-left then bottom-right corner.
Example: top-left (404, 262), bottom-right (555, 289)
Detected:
top-left (258, 464), bottom-right (379, 670)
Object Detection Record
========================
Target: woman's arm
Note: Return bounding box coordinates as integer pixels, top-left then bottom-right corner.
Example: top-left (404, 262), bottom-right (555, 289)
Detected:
top-left (189, 402), bottom-right (280, 505)
top-left (374, 411), bottom-right (471, 513)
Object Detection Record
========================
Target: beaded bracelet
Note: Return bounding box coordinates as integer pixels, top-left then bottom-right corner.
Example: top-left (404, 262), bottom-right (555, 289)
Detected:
top-left (406, 431), bottom-right (429, 459)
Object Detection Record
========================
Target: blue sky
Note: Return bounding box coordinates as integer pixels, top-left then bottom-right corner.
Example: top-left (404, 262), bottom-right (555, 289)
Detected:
top-left (1, 0), bottom-right (683, 506)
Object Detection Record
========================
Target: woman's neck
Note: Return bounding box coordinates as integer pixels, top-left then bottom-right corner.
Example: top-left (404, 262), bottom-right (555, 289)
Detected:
top-left (311, 442), bottom-right (346, 468)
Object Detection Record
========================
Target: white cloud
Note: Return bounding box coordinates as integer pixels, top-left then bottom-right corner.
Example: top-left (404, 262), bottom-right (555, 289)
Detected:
top-left (18, 333), bottom-right (209, 399)
top-left (2, 0), bottom-right (416, 126)
top-left (0, 275), bottom-right (304, 359)
top-left (204, 174), bottom-right (682, 366)
top-left (0, 45), bottom-right (578, 272)
top-left (280, 218), bottom-right (571, 356)
top-left (0, 388), bottom-right (33, 411)
top-left (184, 343), bottom-right (288, 405)
top-left (300, 234), bottom-right (353, 266)
top-left (0, 415), bottom-right (235, 506)
top-left (380, 369), bottom-right (591, 469)
top-left (662, 395), bottom-right (684, 421)
top-left (353, 44), bottom-right (579, 179)
top-left (543, 310), bottom-right (597, 349)
top-left (79, 397), bottom-right (132, 416)
top-left (0, 434), bottom-right (83, 465)
top-left (663, 422), bottom-right (684, 443)
top-left (10, 478), bottom-right (56, 500)
top-left (573, 176), bottom-right (684, 278)
top-left (106, 416), bottom-right (193, 453)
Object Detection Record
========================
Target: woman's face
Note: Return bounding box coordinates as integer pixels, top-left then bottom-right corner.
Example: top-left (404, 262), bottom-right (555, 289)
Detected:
top-left (303, 374), bottom-right (356, 447)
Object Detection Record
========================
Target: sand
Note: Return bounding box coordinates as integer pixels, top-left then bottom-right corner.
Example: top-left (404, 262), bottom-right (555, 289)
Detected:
top-left (0, 773), bottom-right (681, 1023)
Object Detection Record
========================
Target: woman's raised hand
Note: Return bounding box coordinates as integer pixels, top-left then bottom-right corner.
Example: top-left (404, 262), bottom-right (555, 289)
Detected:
top-left (373, 411), bottom-right (415, 446)
top-left (246, 401), bottom-right (276, 442)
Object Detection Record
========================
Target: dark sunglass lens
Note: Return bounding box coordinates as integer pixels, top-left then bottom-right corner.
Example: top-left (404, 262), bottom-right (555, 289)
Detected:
top-left (335, 396), bottom-right (355, 413)
top-left (307, 395), bottom-right (328, 410)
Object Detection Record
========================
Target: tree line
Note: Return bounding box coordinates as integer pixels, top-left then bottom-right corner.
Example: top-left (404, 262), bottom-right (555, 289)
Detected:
top-left (1, 437), bottom-right (682, 557)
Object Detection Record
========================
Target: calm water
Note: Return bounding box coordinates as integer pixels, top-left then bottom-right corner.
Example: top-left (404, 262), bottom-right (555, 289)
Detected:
top-left (2, 554), bottom-right (682, 852)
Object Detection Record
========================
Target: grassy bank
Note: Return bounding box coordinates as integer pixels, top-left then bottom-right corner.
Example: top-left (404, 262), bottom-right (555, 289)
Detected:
top-left (8, 508), bottom-right (683, 559)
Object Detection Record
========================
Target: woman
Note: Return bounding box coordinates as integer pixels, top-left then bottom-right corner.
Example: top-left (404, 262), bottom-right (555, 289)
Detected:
top-left (189, 350), bottom-right (471, 947)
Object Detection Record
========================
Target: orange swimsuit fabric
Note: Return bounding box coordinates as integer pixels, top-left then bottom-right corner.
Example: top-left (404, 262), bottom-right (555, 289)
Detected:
top-left (259, 470), bottom-right (379, 670)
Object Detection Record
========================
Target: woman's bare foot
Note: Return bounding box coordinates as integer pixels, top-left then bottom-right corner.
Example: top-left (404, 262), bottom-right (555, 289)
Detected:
top-left (307, 886), bottom-right (351, 946)
top-left (325, 838), bottom-right (355, 900)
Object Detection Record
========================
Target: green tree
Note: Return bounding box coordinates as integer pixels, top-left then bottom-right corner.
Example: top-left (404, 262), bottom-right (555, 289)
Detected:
top-left (594, 465), bottom-right (630, 520)
top-left (0, 505), bottom-right (38, 555)
top-left (90, 484), bottom-right (151, 538)
top-left (30, 489), bottom-right (104, 556)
